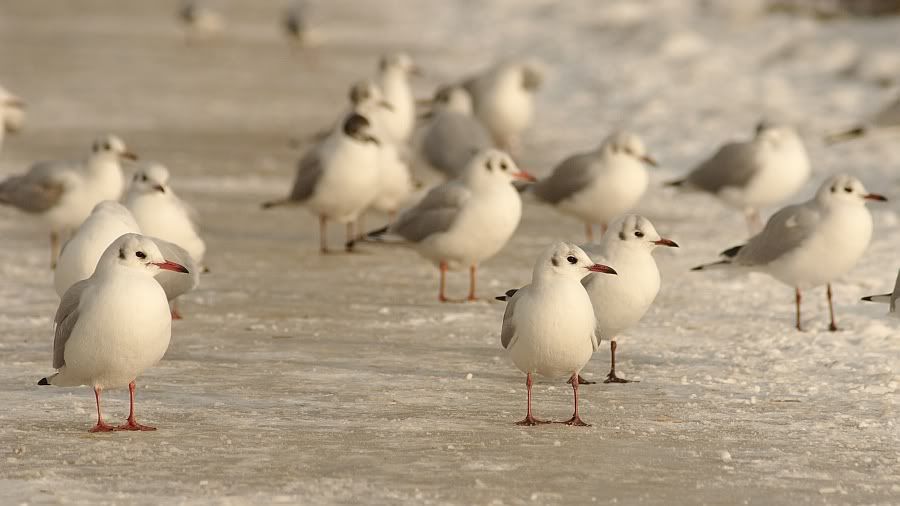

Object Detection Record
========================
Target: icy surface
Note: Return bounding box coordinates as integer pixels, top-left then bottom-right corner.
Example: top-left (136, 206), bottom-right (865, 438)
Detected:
top-left (0, 1), bottom-right (898, 504)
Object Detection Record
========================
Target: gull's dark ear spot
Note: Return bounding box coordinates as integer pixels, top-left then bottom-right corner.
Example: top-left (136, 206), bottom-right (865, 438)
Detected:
top-left (119, 248), bottom-right (126, 260)
top-left (551, 257), bottom-right (559, 267)
top-left (619, 231), bottom-right (626, 240)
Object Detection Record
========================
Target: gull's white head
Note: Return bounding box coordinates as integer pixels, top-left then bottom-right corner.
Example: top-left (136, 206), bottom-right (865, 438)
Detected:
top-left (348, 80), bottom-right (392, 111)
top-left (341, 112), bottom-right (380, 146)
top-left (432, 85), bottom-right (473, 115)
top-left (816, 174), bottom-right (887, 207)
top-left (534, 241), bottom-right (617, 281)
top-left (101, 233), bottom-right (190, 276)
top-left (130, 163), bottom-right (171, 195)
top-left (462, 149), bottom-right (536, 188)
top-left (378, 52), bottom-right (421, 77)
top-left (89, 201), bottom-right (140, 226)
top-left (604, 214), bottom-right (679, 251)
top-left (0, 86), bottom-right (26, 133)
top-left (754, 123), bottom-right (801, 147)
top-left (90, 134), bottom-right (137, 162)
top-left (601, 131), bottom-right (657, 166)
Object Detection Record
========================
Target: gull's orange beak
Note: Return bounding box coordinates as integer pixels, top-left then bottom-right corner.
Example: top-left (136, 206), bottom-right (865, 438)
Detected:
top-left (587, 264), bottom-right (617, 275)
top-left (120, 151), bottom-right (138, 161)
top-left (653, 238), bottom-right (679, 247)
top-left (154, 260), bottom-right (189, 273)
top-left (864, 193), bottom-right (887, 202)
top-left (512, 170), bottom-right (537, 182)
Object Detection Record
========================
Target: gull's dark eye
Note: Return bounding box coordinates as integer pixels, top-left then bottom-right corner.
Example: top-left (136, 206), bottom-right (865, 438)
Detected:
top-left (844, 187), bottom-right (853, 193)
top-left (484, 160), bottom-right (492, 171)
top-left (103, 143), bottom-right (111, 150)
top-left (634, 231), bottom-right (645, 238)
top-left (500, 161), bottom-right (508, 171)
top-left (566, 255), bottom-right (577, 264)
top-left (831, 186), bottom-right (837, 193)
top-left (141, 175), bottom-right (148, 182)
top-left (135, 251), bottom-right (146, 259)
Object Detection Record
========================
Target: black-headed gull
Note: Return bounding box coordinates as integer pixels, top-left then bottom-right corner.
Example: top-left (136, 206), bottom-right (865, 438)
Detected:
top-left (125, 163), bottom-right (206, 268)
top-left (581, 215), bottom-right (678, 383)
top-left (532, 131), bottom-right (657, 241)
top-left (418, 84), bottom-right (493, 180)
top-left (861, 268), bottom-right (899, 316)
top-left (263, 112), bottom-right (381, 253)
top-left (0, 135), bottom-right (135, 267)
top-left (668, 123), bottom-right (810, 232)
top-left (693, 174), bottom-right (887, 331)
top-left (462, 60), bottom-right (543, 152)
top-left (38, 234), bottom-right (189, 432)
top-left (357, 149), bottom-right (534, 302)
top-left (375, 53), bottom-right (420, 144)
top-left (498, 242), bottom-right (616, 426)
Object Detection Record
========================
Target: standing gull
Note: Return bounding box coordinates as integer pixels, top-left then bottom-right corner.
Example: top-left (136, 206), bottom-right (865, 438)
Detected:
top-left (861, 268), bottom-right (899, 316)
top-left (38, 234), bottom-right (189, 432)
top-left (375, 52), bottom-right (420, 144)
top-left (668, 123), bottom-right (810, 232)
top-left (499, 242), bottom-right (616, 426)
top-left (825, 95), bottom-right (900, 143)
top-left (356, 149), bottom-right (534, 302)
top-left (0, 135), bottom-right (135, 267)
top-left (462, 60), bottom-right (543, 151)
top-left (692, 175), bottom-right (886, 331)
top-left (263, 113), bottom-right (381, 253)
top-left (581, 215), bottom-right (678, 383)
top-left (532, 131), bottom-right (657, 241)
top-left (418, 84), bottom-right (493, 180)
top-left (0, 85), bottom-right (25, 153)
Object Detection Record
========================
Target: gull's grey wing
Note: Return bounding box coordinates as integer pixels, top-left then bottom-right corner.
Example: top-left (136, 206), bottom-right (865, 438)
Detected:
top-left (152, 237), bottom-right (199, 301)
top-left (532, 152), bottom-right (597, 204)
top-left (287, 149), bottom-right (323, 202)
top-left (500, 286), bottom-right (525, 349)
top-left (0, 161), bottom-right (70, 213)
top-left (390, 181), bottom-right (471, 242)
top-left (422, 112), bottom-right (492, 178)
top-left (732, 202), bottom-right (820, 266)
top-left (685, 141), bottom-right (759, 193)
top-left (872, 97), bottom-right (900, 128)
top-left (53, 279), bottom-right (91, 369)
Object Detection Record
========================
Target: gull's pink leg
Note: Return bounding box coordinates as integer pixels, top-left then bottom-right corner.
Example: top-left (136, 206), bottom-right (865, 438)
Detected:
top-left (826, 283), bottom-right (839, 331)
top-left (795, 287), bottom-right (803, 331)
top-left (467, 264), bottom-right (478, 301)
top-left (516, 373), bottom-right (549, 426)
top-left (439, 261), bottom-right (449, 302)
top-left (561, 375), bottom-right (590, 426)
top-left (88, 386), bottom-right (115, 433)
top-left (115, 381), bottom-right (156, 431)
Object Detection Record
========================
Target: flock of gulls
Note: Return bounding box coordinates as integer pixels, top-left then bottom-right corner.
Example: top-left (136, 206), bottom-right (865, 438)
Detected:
top-left (0, 2), bottom-right (898, 431)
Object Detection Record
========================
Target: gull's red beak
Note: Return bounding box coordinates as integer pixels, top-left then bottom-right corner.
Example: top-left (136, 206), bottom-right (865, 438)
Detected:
top-left (640, 155), bottom-right (658, 167)
top-left (512, 170), bottom-right (537, 182)
top-left (120, 151), bottom-right (139, 161)
top-left (653, 238), bottom-right (679, 247)
top-left (864, 193), bottom-right (887, 202)
top-left (587, 264), bottom-right (617, 275)
top-left (154, 260), bottom-right (189, 273)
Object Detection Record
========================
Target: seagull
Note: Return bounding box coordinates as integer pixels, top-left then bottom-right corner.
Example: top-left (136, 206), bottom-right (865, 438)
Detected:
top-left (54, 201), bottom-right (199, 318)
top-left (499, 242), bottom-right (616, 426)
top-left (532, 131), bottom-right (657, 241)
top-left (124, 163), bottom-right (206, 267)
top-left (355, 149), bottom-right (534, 302)
top-left (692, 174), bottom-right (887, 331)
top-left (38, 233), bottom-right (189, 432)
top-left (825, 95), bottom-right (900, 143)
top-left (861, 268), bottom-right (899, 316)
top-left (581, 215), bottom-right (678, 383)
top-left (462, 60), bottom-right (543, 151)
top-left (262, 112), bottom-right (381, 253)
top-left (418, 84), bottom-right (494, 180)
top-left (0, 85), bottom-right (26, 152)
top-left (178, 0), bottom-right (225, 44)
top-left (375, 52), bottom-right (420, 144)
top-left (0, 134), bottom-right (135, 267)
top-left (668, 123), bottom-right (810, 232)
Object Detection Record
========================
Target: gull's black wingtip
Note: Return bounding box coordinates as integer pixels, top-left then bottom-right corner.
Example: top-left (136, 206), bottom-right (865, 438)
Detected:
top-left (690, 265), bottom-right (705, 272)
top-left (495, 295), bottom-right (508, 301)
top-left (861, 296), bottom-right (873, 302)
top-left (37, 377), bottom-right (49, 386)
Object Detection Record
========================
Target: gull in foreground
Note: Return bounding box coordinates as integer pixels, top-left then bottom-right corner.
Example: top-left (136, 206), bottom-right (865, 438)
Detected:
top-left (692, 175), bottom-right (886, 331)
top-left (418, 84), bottom-right (494, 180)
top-left (38, 234), bottom-right (189, 432)
top-left (826, 95), bottom-right (900, 144)
top-left (0, 135), bottom-right (135, 267)
top-left (375, 52), bottom-right (420, 144)
top-left (263, 113), bottom-right (381, 253)
top-left (861, 268), bottom-right (899, 316)
top-left (54, 202), bottom-right (199, 318)
top-left (125, 163), bottom-right (206, 267)
top-left (499, 242), bottom-right (616, 426)
top-left (668, 123), bottom-right (810, 232)
top-left (462, 60), bottom-right (543, 151)
top-left (582, 215), bottom-right (678, 383)
top-left (354, 149), bottom-right (534, 301)
top-left (532, 131), bottom-right (657, 241)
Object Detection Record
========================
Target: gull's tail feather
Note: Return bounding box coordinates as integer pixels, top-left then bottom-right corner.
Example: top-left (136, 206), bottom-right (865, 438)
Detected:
top-left (691, 260), bottom-right (731, 271)
top-left (861, 293), bottom-right (891, 303)
top-left (665, 178), bottom-right (686, 188)
top-left (720, 244), bottom-right (744, 258)
top-left (37, 374), bottom-right (56, 386)
top-left (824, 126), bottom-right (866, 145)
top-left (261, 199), bottom-right (293, 210)
top-left (495, 288), bottom-right (519, 302)
top-left (345, 225), bottom-right (404, 250)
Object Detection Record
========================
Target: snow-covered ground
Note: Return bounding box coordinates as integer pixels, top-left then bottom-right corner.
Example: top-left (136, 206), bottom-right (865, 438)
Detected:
top-left (0, 1), bottom-right (898, 504)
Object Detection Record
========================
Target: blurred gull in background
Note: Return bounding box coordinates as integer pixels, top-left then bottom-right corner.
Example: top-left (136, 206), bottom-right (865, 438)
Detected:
top-left (417, 84), bottom-right (493, 180)
top-left (375, 53), bottom-right (420, 145)
top-left (861, 268), bottom-right (899, 316)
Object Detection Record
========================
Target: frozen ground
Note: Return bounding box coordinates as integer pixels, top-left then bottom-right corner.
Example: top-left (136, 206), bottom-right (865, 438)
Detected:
top-left (0, 1), bottom-right (899, 504)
